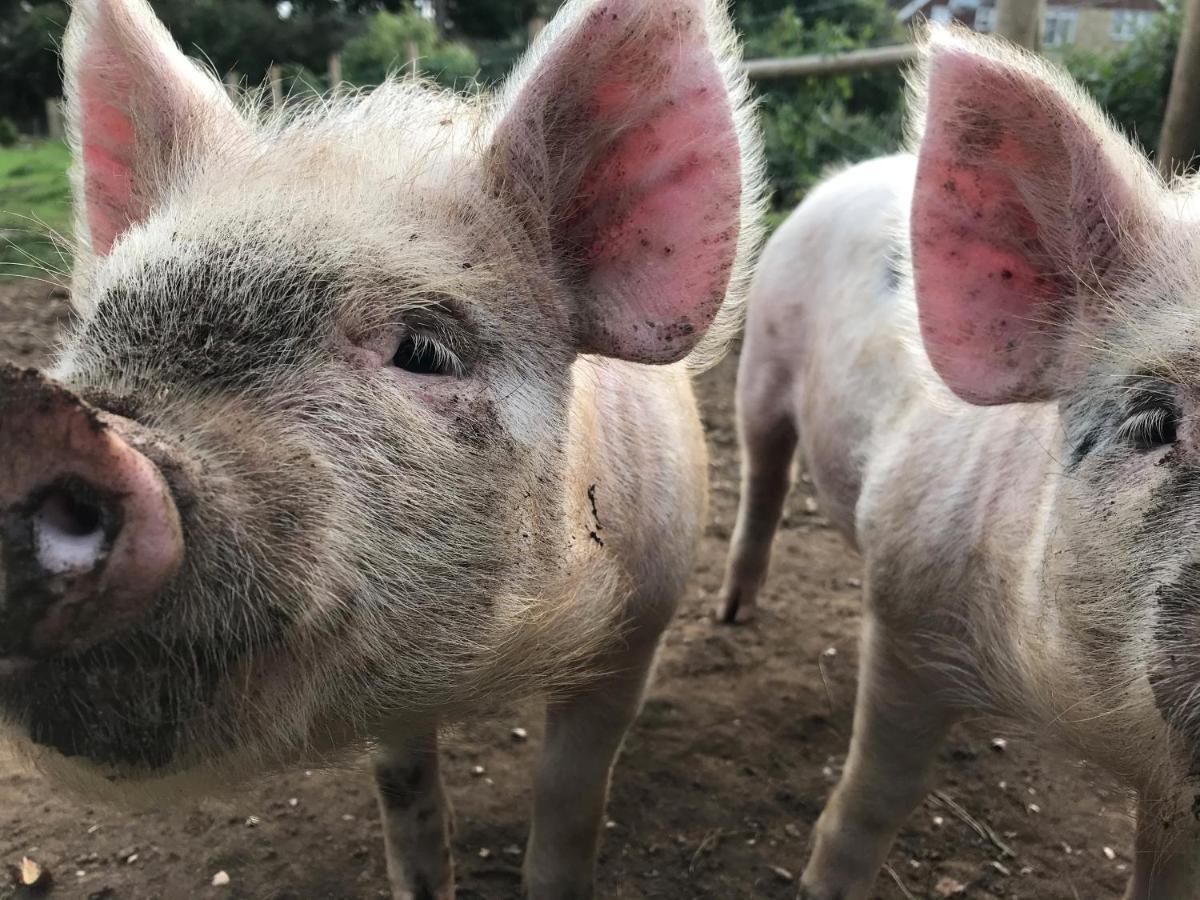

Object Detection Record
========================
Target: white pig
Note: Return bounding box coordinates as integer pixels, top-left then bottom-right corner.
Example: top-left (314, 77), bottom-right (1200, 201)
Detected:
top-left (719, 27), bottom-right (1200, 900)
top-left (0, 0), bottom-right (764, 897)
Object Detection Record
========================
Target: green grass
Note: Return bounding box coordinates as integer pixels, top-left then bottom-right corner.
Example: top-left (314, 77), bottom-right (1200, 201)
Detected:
top-left (0, 141), bottom-right (73, 282)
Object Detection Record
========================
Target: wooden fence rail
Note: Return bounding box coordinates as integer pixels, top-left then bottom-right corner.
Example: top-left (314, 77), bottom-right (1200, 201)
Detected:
top-left (741, 44), bottom-right (919, 81)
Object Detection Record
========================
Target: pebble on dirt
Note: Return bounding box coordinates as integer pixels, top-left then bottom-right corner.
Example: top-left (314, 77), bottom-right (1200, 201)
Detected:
top-left (211, 870), bottom-right (231, 887)
top-left (11, 856), bottom-right (51, 893)
top-left (769, 865), bottom-right (794, 883)
top-left (510, 727), bottom-right (528, 741)
top-left (934, 875), bottom-right (967, 896)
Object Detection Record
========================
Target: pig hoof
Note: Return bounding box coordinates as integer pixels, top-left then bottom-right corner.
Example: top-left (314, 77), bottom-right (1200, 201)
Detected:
top-left (713, 590), bottom-right (757, 625)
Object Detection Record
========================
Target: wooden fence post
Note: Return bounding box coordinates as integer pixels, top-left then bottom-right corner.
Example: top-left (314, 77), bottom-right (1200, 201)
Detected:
top-left (45, 98), bottom-right (64, 141)
top-left (223, 70), bottom-right (239, 101)
top-left (406, 40), bottom-right (420, 78)
top-left (1158, 0), bottom-right (1200, 174)
top-left (268, 64), bottom-right (284, 109)
top-left (327, 53), bottom-right (343, 94)
top-left (994, 0), bottom-right (1044, 50)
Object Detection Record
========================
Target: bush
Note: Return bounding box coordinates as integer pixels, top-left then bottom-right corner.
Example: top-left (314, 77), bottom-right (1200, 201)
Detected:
top-left (0, 119), bottom-right (18, 148)
top-left (1065, 6), bottom-right (1182, 156)
top-left (739, 2), bottom-right (906, 210)
top-left (342, 11), bottom-right (480, 89)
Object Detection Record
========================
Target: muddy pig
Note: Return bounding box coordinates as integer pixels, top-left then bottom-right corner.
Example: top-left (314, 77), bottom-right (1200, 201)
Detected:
top-left (0, 0), bottom-right (764, 896)
top-left (719, 27), bottom-right (1200, 900)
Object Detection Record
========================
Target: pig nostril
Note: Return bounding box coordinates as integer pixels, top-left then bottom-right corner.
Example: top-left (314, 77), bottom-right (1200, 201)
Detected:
top-left (41, 489), bottom-right (103, 538)
top-left (33, 486), bottom-right (109, 575)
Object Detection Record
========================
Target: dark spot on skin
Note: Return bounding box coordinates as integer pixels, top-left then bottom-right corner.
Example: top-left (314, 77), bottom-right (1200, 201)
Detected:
top-left (0, 634), bottom-right (245, 770)
top-left (587, 483), bottom-right (603, 531)
top-left (883, 257), bottom-right (903, 293)
top-left (80, 388), bottom-right (142, 422)
top-left (1069, 431), bottom-right (1099, 467)
top-left (74, 248), bottom-right (338, 391)
top-left (589, 530), bottom-right (604, 547)
top-left (1001, 269), bottom-right (1013, 280)
top-left (462, 262), bottom-right (473, 269)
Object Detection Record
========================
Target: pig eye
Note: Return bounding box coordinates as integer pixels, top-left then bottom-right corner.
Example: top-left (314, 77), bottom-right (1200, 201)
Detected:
top-left (1119, 403), bottom-right (1179, 451)
top-left (391, 331), bottom-right (462, 377)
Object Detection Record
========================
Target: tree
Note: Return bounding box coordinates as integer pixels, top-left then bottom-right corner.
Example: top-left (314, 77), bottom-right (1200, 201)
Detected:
top-left (342, 9), bottom-right (478, 87)
top-left (1158, 0), bottom-right (1200, 173)
top-left (738, 0), bottom-right (906, 210)
top-left (1066, 7), bottom-right (1181, 157)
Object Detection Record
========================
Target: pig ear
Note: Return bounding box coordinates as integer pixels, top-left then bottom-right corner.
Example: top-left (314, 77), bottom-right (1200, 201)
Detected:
top-left (63, 0), bottom-right (242, 256)
top-left (487, 0), bottom-right (751, 364)
top-left (911, 32), bottom-right (1160, 405)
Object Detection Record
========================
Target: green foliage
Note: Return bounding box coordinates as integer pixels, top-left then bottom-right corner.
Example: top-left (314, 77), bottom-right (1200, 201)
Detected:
top-left (0, 141), bottom-right (72, 278)
top-left (450, 0), bottom-right (543, 40)
top-left (739, 2), bottom-right (906, 209)
top-left (0, 2), bottom-right (69, 129)
top-left (1065, 7), bottom-right (1181, 155)
top-left (0, 118), bottom-right (18, 149)
top-left (343, 10), bottom-right (479, 88)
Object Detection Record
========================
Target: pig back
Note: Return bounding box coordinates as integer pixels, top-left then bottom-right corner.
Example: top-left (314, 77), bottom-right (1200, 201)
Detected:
top-left (754, 155), bottom-right (925, 543)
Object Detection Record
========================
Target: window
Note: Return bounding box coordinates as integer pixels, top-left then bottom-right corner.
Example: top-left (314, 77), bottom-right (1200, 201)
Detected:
top-left (975, 5), bottom-right (996, 31)
top-left (1111, 9), bottom-right (1155, 41)
top-left (1044, 7), bottom-right (1078, 46)
top-left (930, 4), bottom-right (954, 23)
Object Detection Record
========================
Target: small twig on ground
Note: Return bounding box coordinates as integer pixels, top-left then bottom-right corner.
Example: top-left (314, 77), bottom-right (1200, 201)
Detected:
top-left (928, 789), bottom-right (1016, 859)
top-left (816, 653), bottom-right (837, 721)
top-left (689, 829), bottom-right (723, 874)
top-left (883, 862), bottom-right (918, 900)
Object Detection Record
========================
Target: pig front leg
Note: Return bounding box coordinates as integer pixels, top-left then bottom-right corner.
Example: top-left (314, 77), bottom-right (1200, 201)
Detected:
top-left (1124, 793), bottom-right (1200, 899)
top-left (373, 733), bottom-right (455, 900)
top-left (523, 638), bottom-right (661, 899)
top-left (800, 614), bottom-right (957, 900)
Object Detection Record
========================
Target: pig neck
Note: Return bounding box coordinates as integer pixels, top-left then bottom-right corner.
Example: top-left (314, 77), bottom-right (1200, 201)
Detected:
top-left (861, 391), bottom-right (1167, 770)
top-left (561, 354), bottom-right (708, 644)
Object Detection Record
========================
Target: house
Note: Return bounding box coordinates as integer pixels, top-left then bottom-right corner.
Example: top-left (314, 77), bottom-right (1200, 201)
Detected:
top-left (896, 0), bottom-right (1164, 53)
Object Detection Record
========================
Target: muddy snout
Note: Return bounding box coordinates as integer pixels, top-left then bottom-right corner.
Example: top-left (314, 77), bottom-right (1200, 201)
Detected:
top-left (0, 364), bottom-right (183, 660)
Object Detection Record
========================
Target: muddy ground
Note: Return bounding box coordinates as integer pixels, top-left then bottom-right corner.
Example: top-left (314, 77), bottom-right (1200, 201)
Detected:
top-left (0, 278), bottom-right (1133, 899)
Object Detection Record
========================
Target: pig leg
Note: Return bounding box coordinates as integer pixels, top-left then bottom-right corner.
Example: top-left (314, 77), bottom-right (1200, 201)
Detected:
top-left (800, 614), bottom-right (957, 900)
top-left (716, 351), bottom-right (797, 624)
top-left (523, 639), bottom-right (659, 899)
top-left (373, 733), bottom-right (455, 900)
top-left (1123, 794), bottom-right (1200, 899)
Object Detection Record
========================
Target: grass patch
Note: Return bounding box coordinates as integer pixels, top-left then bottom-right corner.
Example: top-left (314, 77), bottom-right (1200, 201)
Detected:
top-left (0, 141), bottom-right (72, 282)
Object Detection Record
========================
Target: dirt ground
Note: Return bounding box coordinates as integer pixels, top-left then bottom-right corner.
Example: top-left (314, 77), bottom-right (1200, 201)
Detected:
top-left (0, 278), bottom-right (1135, 900)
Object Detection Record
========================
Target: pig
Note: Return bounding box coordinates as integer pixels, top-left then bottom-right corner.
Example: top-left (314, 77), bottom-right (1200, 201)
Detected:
top-left (0, 0), bottom-right (765, 896)
top-left (718, 26), bottom-right (1200, 900)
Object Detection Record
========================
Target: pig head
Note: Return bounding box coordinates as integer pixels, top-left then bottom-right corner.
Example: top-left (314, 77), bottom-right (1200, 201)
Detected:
top-left (0, 0), bottom-right (762, 797)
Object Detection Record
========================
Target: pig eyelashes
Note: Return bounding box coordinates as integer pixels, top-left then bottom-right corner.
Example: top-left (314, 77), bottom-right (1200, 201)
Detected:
top-left (390, 329), bottom-right (464, 378)
top-left (1117, 386), bottom-right (1180, 451)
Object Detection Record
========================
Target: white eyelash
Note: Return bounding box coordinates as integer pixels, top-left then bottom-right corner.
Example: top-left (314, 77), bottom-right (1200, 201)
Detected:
top-left (1117, 407), bottom-right (1176, 447)
top-left (403, 330), bottom-right (465, 377)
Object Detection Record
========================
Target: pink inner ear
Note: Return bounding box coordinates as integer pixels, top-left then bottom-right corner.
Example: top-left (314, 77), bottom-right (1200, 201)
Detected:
top-left (80, 46), bottom-right (142, 256)
top-left (572, 70), bottom-right (742, 362)
top-left (499, 0), bottom-right (744, 365)
top-left (912, 50), bottom-right (1076, 405)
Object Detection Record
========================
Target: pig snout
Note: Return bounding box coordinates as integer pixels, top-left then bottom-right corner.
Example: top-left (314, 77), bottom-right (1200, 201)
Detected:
top-left (0, 364), bottom-right (183, 660)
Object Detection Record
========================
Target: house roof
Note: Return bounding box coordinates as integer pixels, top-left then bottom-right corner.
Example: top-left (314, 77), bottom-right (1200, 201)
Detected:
top-left (1046, 0), bottom-right (1163, 9)
top-left (915, 0), bottom-right (1164, 15)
